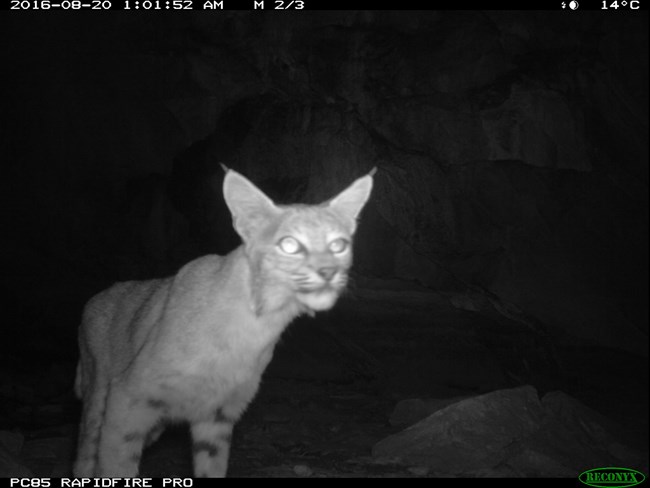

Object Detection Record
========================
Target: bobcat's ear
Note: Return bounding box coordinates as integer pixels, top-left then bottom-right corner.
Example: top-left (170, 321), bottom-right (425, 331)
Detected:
top-left (328, 169), bottom-right (375, 234)
top-left (223, 169), bottom-right (279, 241)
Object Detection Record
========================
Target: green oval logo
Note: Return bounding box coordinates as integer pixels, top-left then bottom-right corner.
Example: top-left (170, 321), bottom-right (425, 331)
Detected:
top-left (579, 467), bottom-right (646, 488)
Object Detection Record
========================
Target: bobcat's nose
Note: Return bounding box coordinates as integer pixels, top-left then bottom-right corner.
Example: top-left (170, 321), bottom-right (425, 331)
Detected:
top-left (317, 266), bottom-right (338, 282)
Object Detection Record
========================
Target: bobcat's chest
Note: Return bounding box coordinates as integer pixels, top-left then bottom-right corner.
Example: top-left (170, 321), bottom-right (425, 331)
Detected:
top-left (142, 349), bottom-right (269, 422)
top-left (133, 304), bottom-right (285, 422)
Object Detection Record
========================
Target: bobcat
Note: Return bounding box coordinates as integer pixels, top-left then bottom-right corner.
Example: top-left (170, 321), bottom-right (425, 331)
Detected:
top-left (73, 167), bottom-right (374, 477)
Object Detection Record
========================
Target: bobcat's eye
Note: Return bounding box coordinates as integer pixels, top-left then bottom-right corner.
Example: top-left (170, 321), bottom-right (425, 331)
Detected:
top-left (328, 238), bottom-right (349, 254)
top-left (278, 236), bottom-right (304, 255)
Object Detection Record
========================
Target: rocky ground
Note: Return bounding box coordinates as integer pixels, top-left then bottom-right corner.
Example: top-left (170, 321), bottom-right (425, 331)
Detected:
top-left (1, 280), bottom-right (648, 477)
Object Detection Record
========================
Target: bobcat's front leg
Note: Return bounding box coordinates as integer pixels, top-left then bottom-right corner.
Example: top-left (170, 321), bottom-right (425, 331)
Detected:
top-left (190, 381), bottom-right (259, 477)
top-left (96, 381), bottom-right (161, 477)
top-left (190, 413), bottom-right (235, 478)
top-left (74, 381), bottom-right (109, 477)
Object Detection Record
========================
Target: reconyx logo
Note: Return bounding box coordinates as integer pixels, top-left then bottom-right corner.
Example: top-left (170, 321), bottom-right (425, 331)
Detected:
top-left (579, 467), bottom-right (646, 488)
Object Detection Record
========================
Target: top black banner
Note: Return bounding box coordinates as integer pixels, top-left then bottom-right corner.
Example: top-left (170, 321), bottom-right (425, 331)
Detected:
top-left (2, 0), bottom-right (648, 10)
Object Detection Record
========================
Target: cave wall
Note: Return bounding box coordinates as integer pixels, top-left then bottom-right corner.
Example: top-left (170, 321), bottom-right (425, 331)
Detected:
top-left (2, 12), bottom-right (647, 355)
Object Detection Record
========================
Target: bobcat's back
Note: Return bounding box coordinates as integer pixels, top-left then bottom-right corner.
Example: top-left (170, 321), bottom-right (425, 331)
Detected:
top-left (77, 276), bottom-right (172, 391)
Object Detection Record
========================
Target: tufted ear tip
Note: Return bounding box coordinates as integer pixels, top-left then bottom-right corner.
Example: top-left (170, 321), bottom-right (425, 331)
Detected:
top-left (327, 172), bottom-right (374, 232)
top-left (223, 169), bottom-right (278, 241)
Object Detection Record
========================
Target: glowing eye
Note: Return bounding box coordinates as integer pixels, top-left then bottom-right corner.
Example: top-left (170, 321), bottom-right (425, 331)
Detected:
top-left (329, 238), bottom-right (349, 254)
top-left (278, 236), bottom-right (303, 254)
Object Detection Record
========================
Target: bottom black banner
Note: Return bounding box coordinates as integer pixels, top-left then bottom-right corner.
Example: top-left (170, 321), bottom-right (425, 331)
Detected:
top-left (6, 480), bottom-right (195, 488)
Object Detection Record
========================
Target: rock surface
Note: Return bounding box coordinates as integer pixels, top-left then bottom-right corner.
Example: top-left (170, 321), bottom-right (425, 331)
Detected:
top-left (3, 13), bottom-right (647, 356)
top-left (373, 386), bottom-right (648, 477)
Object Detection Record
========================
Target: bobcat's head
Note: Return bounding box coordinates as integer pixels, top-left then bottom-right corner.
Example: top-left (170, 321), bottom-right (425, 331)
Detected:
top-left (223, 167), bottom-right (374, 316)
